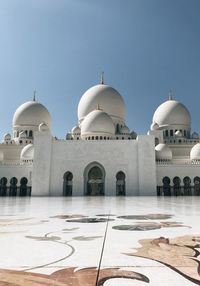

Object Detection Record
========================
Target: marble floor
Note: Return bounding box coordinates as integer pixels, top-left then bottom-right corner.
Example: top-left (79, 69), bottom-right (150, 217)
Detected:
top-left (0, 196), bottom-right (200, 285)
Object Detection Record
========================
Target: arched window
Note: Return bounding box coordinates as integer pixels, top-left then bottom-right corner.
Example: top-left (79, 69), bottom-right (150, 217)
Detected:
top-left (19, 177), bottom-right (28, 196)
top-left (194, 177), bottom-right (200, 195)
top-left (173, 177), bottom-right (181, 196)
top-left (162, 176), bottom-right (171, 196)
top-left (85, 164), bottom-right (105, 196)
top-left (155, 138), bottom-right (159, 145)
top-left (0, 177), bottom-right (7, 196)
top-left (9, 177), bottom-right (18, 196)
top-left (63, 172), bottom-right (73, 196)
top-left (116, 124), bottom-right (120, 133)
top-left (116, 171), bottom-right (126, 196)
top-left (183, 177), bottom-right (191, 196)
top-left (29, 130), bottom-right (33, 137)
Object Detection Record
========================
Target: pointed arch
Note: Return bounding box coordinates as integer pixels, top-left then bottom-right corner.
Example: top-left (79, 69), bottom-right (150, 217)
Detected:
top-left (84, 162), bottom-right (105, 196)
top-left (0, 177), bottom-right (7, 196)
top-left (19, 177), bottom-right (28, 196)
top-left (116, 171), bottom-right (126, 196)
top-left (63, 172), bottom-right (73, 196)
top-left (183, 176), bottom-right (191, 195)
top-left (9, 177), bottom-right (18, 196)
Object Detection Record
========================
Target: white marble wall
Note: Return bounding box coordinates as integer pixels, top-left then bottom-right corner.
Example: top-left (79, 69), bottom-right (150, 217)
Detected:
top-left (31, 132), bottom-right (157, 196)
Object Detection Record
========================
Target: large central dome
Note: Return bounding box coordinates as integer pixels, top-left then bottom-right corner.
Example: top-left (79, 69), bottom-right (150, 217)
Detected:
top-left (77, 84), bottom-right (125, 124)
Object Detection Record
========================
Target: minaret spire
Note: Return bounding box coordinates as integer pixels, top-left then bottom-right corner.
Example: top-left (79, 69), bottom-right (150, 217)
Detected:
top-left (100, 71), bottom-right (104, 84)
top-left (33, 90), bottom-right (36, 101)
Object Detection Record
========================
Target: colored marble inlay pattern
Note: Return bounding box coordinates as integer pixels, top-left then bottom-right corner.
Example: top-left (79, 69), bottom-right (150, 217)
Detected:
top-left (0, 196), bottom-right (199, 285)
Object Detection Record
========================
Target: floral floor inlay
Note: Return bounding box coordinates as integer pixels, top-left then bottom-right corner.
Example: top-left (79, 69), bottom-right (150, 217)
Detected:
top-left (0, 196), bottom-right (199, 285)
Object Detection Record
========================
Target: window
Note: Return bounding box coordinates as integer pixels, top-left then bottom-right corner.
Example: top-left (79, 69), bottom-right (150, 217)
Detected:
top-left (170, 130), bottom-right (173, 136)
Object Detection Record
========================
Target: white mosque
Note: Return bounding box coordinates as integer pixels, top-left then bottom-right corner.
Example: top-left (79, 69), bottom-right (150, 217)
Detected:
top-left (1, 78), bottom-right (200, 197)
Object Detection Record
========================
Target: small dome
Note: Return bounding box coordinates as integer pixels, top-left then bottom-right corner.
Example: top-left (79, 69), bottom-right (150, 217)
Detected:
top-left (155, 143), bottom-right (172, 160)
top-left (175, 130), bottom-right (182, 137)
top-left (13, 100), bottom-right (51, 129)
top-left (153, 99), bottom-right (191, 128)
top-left (3, 133), bottom-right (11, 140)
top-left (81, 109), bottom-right (115, 137)
top-left (71, 125), bottom-right (81, 135)
top-left (192, 132), bottom-right (199, 139)
top-left (120, 125), bottom-right (130, 134)
top-left (130, 130), bottom-right (137, 139)
top-left (190, 143), bottom-right (200, 160)
top-left (78, 84), bottom-right (125, 124)
top-left (150, 122), bottom-right (159, 131)
top-left (20, 144), bottom-right (34, 161)
top-left (39, 122), bottom-right (50, 132)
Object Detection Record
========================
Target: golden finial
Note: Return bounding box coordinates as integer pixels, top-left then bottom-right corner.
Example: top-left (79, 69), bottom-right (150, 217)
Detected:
top-left (100, 71), bottom-right (104, 84)
top-left (96, 104), bottom-right (100, 110)
top-left (33, 90), bottom-right (36, 101)
top-left (168, 89), bottom-right (173, 100)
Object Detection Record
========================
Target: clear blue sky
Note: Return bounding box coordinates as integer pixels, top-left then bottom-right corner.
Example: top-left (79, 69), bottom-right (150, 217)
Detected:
top-left (0, 0), bottom-right (200, 138)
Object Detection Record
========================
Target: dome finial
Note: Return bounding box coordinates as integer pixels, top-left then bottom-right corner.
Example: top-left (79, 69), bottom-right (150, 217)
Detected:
top-left (100, 71), bottom-right (104, 84)
top-left (168, 89), bottom-right (173, 100)
top-left (96, 104), bottom-right (102, 110)
top-left (33, 90), bottom-right (36, 101)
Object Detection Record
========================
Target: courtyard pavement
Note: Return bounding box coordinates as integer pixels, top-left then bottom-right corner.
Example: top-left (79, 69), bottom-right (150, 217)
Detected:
top-left (0, 196), bottom-right (199, 285)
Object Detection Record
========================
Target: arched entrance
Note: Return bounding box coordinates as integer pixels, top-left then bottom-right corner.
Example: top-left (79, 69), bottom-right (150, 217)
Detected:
top-left (162, 176), bottom-right (171, 196)
top-left (19, 177), bottom-right (28, 196)
top-left (63, 172), bottom-right (73, 196)
top-left (9, 177), bottom-right (18, 196)
top-left (173, 177), bottom-right (181, 196)
top-left (116, 171), bottom-right (126, 196)
top-left (0, 177), bottom-right (7, 196)
top-left (194, 177), bottom-right (200, 195)
top-left (84, 163), bottom-right (105, 196)
top-left (183, 176), bottom-right (191, 195)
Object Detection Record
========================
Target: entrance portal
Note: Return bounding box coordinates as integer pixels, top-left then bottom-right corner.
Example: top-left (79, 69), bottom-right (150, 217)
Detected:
top-left (86, 166), bottom-right (104, 196)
